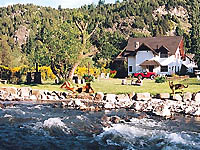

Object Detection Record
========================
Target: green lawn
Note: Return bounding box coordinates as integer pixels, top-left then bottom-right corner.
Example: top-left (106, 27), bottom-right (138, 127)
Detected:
top-left (92, 78), bottom-right (200, 95)
top-left (0, 78), bottom-right (199, 95)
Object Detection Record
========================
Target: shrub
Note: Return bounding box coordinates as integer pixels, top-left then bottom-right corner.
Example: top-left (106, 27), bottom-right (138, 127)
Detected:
top-left (110, 70), bottom-right (117, 78)
top-left (83, 74), bottom-right (94, 82)
top-left (39, 66), bottom-right (56, 81)
top-left (155, 76), bottom-right (167, 83)
top-left (75, 67), bottom-right (101, 79)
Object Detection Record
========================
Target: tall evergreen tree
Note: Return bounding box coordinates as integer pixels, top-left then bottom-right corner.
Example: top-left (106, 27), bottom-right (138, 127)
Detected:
top-left (189, 0), bottom-right (200, 65)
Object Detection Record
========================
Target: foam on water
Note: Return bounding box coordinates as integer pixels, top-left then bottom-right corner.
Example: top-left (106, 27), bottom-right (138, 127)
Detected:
top-left (4, 114), bottom-right (12, 118)
top-left (96, 117), bottom-right (200, 150)
top-left (43, 117), bottom-right (66, 128)
top-left (43, 117), bottom-right (71, 135)
top-left (76, 115), bottom-right (88, 120)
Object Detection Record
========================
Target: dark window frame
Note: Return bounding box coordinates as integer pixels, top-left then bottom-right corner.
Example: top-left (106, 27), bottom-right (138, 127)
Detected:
top-left (160, 52), bottom-right (168, 58)
top-left (161, 66), bottom-right (168, 72)
top-left (129, 66), bottom-right (133, 72)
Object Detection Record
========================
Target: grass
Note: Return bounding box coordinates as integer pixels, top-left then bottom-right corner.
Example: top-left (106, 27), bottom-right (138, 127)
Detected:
top-left (0, 78), bottom-right (199, 95)
top-left (92, 78), bottom-right (200, 95)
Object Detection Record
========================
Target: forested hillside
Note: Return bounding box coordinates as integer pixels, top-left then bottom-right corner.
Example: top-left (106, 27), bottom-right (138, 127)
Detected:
top-left (0, 0), bottom-right (199, 80)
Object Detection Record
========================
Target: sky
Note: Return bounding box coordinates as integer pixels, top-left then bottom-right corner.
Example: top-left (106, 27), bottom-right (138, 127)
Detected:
top-left (0, 0), bottom-right (122, 9)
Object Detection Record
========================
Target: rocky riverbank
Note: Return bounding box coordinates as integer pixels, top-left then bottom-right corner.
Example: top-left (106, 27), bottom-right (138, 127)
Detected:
top-left (0, 86), bottom-right (200, 118)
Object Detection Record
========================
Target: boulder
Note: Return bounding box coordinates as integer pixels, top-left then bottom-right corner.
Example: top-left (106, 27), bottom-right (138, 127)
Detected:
top-left (136, 93), bottom-right (151, 101)
top-left (193, 108), bottom-right (200, 116)
top-left (128, 92), bottom-right (135, 100)
top-left (110, 116), bottom-right (121, 124)
top-left (101, 115), bottom-right (110, 122)
top-left (158, 93), bottom-right (170, 99)
top-left (31, 89), bottom-right (41, 99)
top-left (104, 102), bottom-right (115, 109)
top-left (74, 99), bottom-right (84, 107)
top-left (0, 87), bottom-right (18, 95)
top-left (18, 87), bottom-right (31, 97)
top-left (94, 92), bottom-right (104, 101)
top-left (183, 92), bottom-right (192, 101)
top-left (154, 105), bottom-right (171, 118)
top-left (29, 95), bottom-right (37, 101)
top-left (172, 94), bottom-right (182, 101)
top-left (194, 93), bottom-right (200, 103)
top-left (105, 94), bottom-right (116, 103)
top-left (116, 94), bottom-right (130, 102)
top-left (0, 103), bottom-right (5, 109)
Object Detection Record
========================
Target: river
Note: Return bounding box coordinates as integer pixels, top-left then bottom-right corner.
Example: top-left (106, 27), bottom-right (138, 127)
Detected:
top-left (0, 101), bottom-right (200, 150)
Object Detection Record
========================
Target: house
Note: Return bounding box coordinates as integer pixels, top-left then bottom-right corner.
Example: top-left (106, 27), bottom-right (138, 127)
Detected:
top-left (182, 54), bottom-right (198, 73)
top-left (122, 36), bottom-right (197, 76)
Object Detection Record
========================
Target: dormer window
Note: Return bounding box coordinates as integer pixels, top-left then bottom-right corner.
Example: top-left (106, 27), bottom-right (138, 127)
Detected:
top-left (160, 51), bottom-right (168, 58)
top-left (159, 45), bottom-right (169, 58)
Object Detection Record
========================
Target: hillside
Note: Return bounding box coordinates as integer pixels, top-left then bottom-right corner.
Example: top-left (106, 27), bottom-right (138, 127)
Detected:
top-left (0, 0), bottom-right (199, 69)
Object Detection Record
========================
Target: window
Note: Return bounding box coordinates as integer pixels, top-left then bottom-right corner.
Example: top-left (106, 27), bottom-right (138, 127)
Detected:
top-left (160, 52), bottom-right (168, 58)
top-left (161, 66), bottom-right (168, 72)
top-left (129, 66), bottom-right (133, 72)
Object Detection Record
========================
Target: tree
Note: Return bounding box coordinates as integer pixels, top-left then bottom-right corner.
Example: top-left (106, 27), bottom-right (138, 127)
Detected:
top-left (189, 0), bottom-right (200, 65)
top-left (98, 0), bottom-right (105, 6)
top-left (66, 11), bottom-right (99, 79)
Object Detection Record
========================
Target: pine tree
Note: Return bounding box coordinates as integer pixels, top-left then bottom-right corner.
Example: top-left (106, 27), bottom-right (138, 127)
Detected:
top-left (189, 0), bottom-right (200, 65)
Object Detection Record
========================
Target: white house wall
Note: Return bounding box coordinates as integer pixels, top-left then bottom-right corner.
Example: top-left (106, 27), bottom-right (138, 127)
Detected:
top-left (182, 57), bottom-right (198, 73)
top-left (136, 51), bottom-right (154, 71)
top-left (128, 47), bottom-right (184, 75)
top-left (128, 56), bottom-right (136, 74)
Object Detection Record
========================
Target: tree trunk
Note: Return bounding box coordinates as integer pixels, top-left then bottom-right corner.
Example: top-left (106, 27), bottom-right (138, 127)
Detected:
top-left (68, 61), bottom-right (80, 80)
top-left (51, 61), bottom-right (62, 82)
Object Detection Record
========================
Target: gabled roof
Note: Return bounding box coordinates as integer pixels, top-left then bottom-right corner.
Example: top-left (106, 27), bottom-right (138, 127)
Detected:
top-left (136, 43), bottom-right (158, 55)
top-left (125, 36), bottom-right (183, 55)
top-left (185, 53), bottom-right (195, 60)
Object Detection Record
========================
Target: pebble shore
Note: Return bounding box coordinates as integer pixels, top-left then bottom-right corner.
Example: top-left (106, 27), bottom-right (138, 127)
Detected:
top-left (1, 87), bottom-right (200, 119)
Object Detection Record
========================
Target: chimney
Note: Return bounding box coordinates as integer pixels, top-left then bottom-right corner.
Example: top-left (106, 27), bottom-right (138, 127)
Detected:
top-left (135, 41), bottom-right (140, 49)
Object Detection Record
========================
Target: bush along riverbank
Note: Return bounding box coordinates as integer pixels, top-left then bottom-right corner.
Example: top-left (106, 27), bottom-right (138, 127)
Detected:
top-left (0, 87), bottom-right (200, 118)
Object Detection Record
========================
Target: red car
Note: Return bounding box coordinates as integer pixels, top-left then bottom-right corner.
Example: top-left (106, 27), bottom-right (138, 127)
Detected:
top-left (133, 71), bottom-right (156, 80)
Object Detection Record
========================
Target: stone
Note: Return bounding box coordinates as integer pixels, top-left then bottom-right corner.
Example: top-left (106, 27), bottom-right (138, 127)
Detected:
top-left (194, 93), bottom-right (200, 103)
top-left (104, 102), bottom-right (115, 109)
top-left (136, 112), bottom-right (147, 119)
top-left (0, 102), bottom-right (5, 109)
top-left (173, 94), bottom-right (182, 101)
top-left (128, 92), bottom-right (135, 100)
top-left (1, 87), bottom-right (18, 95)
top-left (116, 94), bottom-right (130, 102)
top-left (79, 105), bottom-right (88, 111)
top-left (31, 89), bottom-right (41, 99)
top-left (89, 106), bottom-right (96, 111)
top-left (106, 94), bottom-right (116, 103)
top-left (154, 105), bottom-right (171, 118)
top-left (29, 95), bottom-right (37, 101)
top-left (95, 92), bottom-right (104, 101)
top-left (74, 99), bottom-right (84, 107)
top-left (101, 115), bottom-right (110, 122)
top-left (18, 87), bottom-right (32, 97)
top-left (183, 92), bottom-right (192, 101)
top-left (136, 93), bottom-right (151, 101)
top-left (158, 93), bottom-right (170, 99)
top-left (110, 116), bottom-right (121, 124)
top-left (193, 108), bottom-right (200, 116)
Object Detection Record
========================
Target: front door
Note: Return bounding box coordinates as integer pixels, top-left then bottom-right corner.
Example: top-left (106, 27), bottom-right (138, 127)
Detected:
top-left (149, 65), bottom-right (154, 72)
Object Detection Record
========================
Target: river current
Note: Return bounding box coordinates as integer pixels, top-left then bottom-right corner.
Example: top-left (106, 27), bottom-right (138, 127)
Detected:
top-left (1, 101), bottom-right (200, 150)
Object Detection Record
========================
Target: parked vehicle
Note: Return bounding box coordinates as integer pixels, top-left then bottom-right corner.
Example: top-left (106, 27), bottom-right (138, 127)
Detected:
top-left (133, 71), bottom-right (156, 80)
